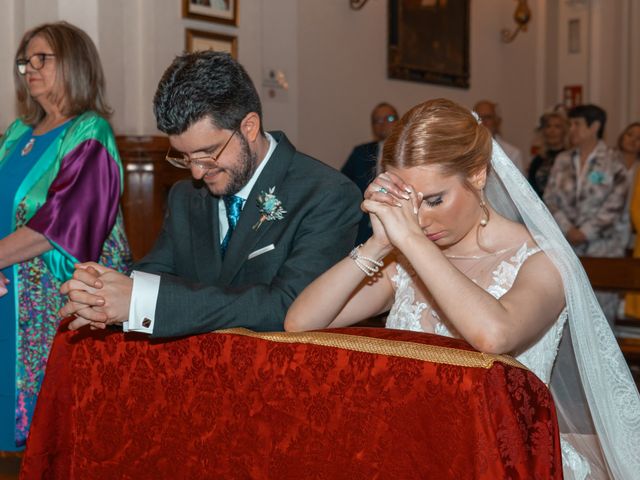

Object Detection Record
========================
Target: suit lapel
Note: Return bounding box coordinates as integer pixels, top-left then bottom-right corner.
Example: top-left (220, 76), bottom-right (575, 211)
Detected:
top-left (191, 185), bottom-right (222, 283)
top-left (219, 132), bottom-right (294, 284)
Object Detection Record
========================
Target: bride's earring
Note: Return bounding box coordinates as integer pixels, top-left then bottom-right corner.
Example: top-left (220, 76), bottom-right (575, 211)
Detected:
top-left (479, 190), bottom-right (489, 227)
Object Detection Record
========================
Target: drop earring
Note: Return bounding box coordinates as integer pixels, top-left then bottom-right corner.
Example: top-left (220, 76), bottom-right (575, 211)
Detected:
top-left (479, 190), bottom-right (489, 227)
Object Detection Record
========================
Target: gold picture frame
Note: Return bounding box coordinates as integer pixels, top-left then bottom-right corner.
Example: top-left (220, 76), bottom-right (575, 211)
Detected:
top-left (182, 0), bottom-right (238, 26)
top-left (185, 29), bottom-right (238, 58)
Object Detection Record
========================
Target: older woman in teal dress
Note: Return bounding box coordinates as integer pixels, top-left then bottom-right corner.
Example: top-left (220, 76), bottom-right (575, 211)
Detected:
top-left (0, 21), bottom-right (130, 450)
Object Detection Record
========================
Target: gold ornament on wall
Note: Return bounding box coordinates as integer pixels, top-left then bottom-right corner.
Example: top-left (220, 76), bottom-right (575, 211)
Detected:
top-left (501, 0), bottom-right (532, 43)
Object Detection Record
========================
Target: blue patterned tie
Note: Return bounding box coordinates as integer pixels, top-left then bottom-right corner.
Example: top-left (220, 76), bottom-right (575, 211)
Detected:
top-left (221, 195), bottom-right (244, 257)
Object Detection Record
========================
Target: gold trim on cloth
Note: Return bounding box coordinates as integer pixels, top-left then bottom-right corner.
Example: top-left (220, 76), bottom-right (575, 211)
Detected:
top-left (215, 328), bottom-right (527, 370)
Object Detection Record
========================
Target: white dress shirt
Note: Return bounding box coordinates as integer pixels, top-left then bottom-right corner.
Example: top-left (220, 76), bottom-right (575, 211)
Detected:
top-left (124, 133), bottom-right (277, 334)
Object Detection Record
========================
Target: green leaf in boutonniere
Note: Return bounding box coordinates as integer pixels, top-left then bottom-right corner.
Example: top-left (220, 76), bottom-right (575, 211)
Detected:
top-left (253, 186), bottom-right (286, 231)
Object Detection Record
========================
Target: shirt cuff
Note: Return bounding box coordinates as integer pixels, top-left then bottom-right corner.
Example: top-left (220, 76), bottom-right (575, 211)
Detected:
top-left (123, 270), bottom-right (160, 334)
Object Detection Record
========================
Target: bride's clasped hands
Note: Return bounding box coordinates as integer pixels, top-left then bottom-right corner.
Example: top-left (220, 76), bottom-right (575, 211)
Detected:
top-left (361, 171), bottom-right (427, 255)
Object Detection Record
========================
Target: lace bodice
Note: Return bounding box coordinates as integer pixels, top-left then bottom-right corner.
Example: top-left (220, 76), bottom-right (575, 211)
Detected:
top-left (386, 243), bottom-right (567, 384)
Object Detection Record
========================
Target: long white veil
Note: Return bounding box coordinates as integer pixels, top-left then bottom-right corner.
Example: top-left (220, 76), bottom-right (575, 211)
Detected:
top-left (486, 139), bottom-right (640, 479)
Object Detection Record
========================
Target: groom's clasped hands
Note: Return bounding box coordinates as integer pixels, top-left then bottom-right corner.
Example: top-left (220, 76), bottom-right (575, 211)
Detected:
top-left (58, 263), bottom-right (133, 330)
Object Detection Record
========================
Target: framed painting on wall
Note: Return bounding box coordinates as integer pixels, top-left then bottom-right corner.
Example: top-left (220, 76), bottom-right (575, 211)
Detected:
top-left (186, 29), bottom-right (238, 58)
top-left (182, 0), bottom-right (238, 26)
top-left (388, 0), bottom-right (470, 89)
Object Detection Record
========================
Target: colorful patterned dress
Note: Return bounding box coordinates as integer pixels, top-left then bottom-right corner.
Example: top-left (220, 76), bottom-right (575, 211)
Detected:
top-left (0, 112), bottom-right (131, 450)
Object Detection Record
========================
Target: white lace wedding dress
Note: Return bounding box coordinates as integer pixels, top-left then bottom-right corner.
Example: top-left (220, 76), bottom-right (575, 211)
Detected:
top-left (386, 241), bottom-right (596, 479)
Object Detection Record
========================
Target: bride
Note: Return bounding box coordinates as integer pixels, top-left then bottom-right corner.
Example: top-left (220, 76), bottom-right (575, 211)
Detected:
top-left (285, 99), bottom-right (640, 479)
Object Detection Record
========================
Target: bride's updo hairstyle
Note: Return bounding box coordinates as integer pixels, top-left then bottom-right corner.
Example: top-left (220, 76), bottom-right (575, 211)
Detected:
top-left (381, 98), bottom-right (492, 189)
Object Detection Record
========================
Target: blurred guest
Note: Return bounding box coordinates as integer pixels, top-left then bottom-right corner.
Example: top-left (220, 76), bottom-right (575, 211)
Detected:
top-left (528, 110), bottom-right (568, 197)
top-left (342, 102), bottom-right (398, 244)
top-left (544, 104), bottom-right (627, 323)
top-left (473, 100), bottom-right (524, 172)
top-left (618, 122), bottom-right (640, 318)
top-left (0, 21), bottom-right (130, 450)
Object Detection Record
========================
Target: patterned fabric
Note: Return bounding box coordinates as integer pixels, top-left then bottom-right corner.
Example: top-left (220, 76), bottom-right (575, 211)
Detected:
top-left (20, 325), bottom-right (562, 479)
top-left (387, 243), bottom-right (566, 385)
top-left (0, 112), bottom-right (131, 449)
top-left (543, 140), bottom-right (629, 257)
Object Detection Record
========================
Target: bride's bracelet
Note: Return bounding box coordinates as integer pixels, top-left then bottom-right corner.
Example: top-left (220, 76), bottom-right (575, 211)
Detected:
top-left (349, 244), bottom-right (384, 277)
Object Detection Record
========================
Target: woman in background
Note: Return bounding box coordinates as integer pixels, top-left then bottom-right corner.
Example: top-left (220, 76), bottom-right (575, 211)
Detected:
top-left (0, 21), bottom-right (130, 450)
top-left (528, 110), bottom-right (568, 197)
top-left (286, 99), bottom-right (640, 479)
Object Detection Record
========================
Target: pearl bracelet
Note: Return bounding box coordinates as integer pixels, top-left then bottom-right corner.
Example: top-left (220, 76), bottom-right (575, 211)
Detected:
top-left (349, 244), bottom-right (384, 277)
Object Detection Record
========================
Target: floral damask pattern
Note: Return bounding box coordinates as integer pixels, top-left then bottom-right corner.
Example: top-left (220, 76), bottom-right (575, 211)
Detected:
top-left (21, 326), bottom-right (562, 479)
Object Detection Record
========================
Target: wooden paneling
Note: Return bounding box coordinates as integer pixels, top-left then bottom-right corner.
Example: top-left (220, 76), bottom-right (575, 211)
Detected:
top-left (579, 257), bottom-right (640, 292)
top-left (580, 256), bottom-right (640, 372)
top-left (117, 135), bottom-right (191, 261)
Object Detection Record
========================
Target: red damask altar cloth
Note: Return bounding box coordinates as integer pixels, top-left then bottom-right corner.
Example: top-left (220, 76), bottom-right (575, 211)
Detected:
top-left (21, 325), bottom-right (562, 479)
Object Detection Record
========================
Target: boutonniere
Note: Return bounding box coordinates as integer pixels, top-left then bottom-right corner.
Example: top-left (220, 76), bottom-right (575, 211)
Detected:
top-left (588, 171), bottom-right (605, 184)
top-left (253, 187), bottom-right (286, 230)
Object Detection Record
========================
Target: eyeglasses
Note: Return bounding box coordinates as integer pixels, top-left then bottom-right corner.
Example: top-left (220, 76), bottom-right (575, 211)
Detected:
top-left (16, 53), bottom-right (56, 75)
top-left (165, 130), bottom-right (237, 170)
top-left (372, 114), bottom-right (398, 125)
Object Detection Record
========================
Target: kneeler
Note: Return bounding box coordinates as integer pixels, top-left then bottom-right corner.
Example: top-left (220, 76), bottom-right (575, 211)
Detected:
top-left (20, 324), bottom-right (562, 479)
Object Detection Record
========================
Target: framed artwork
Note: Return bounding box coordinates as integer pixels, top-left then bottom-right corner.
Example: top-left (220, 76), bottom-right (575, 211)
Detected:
top-left (182, 0), bottom-right (238, 26)
top-left (185, 29), bottom-right (238, 58)
top-left (388, 0), bottom-right (470, 89)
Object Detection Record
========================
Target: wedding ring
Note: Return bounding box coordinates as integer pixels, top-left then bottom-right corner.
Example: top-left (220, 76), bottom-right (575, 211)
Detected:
top-left (377, 187), bottom-right (388, 194)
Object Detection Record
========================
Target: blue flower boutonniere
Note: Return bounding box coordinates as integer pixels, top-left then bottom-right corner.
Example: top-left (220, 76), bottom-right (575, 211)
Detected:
top-left (253, 187), bottom-right (286, 230)
top-left (588, 171), bottom-right (605, 185)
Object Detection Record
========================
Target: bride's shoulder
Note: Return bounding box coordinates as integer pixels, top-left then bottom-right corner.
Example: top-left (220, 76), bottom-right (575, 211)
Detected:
top-left (492, 217), bottom-right (536, 250)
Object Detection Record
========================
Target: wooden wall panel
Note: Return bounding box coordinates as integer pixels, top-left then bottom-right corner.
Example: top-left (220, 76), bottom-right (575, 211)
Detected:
top-left (117, 135), bottom-right (191, 261)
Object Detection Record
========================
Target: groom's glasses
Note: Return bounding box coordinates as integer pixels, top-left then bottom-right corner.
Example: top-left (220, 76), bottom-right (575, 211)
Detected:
top-left (165, 130), bottom-right (237, 170)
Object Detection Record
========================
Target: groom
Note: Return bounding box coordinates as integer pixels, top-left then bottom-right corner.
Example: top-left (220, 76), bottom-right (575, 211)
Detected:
top-left (60, 51), bottom-right (361, 336)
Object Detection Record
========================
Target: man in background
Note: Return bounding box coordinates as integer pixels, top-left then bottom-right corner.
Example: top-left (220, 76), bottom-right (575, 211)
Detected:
top-left (474, 100), bottom-right (524, 172)
top-left (342, 102), bottom-right (398, 244)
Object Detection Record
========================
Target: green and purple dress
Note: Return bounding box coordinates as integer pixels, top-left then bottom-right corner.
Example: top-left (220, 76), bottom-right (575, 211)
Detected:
top-left (0, 111), bottom-right (131, 450)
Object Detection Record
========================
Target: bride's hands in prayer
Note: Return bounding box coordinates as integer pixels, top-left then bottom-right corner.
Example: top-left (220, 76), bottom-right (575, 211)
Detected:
top-left (363, 173), bottom-right (425, 252)
top-left (363, 172), bottom-right (416, 254)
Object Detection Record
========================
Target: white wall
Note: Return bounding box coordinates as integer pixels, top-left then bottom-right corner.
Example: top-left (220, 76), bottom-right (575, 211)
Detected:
top-left (297, 0), bottom-right (544, 168)
top-left (0, 0), bottom-right (636, 169)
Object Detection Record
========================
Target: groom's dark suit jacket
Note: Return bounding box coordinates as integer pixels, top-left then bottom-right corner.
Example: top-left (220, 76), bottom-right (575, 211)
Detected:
top-left (135, 131), bottom-right (361, 337)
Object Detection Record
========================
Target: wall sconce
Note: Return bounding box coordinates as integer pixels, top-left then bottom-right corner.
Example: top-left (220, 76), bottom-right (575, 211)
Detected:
top-left (350, 0), bottom-right (369, 10)
top-left (501, 0), bottom-right (532, 43)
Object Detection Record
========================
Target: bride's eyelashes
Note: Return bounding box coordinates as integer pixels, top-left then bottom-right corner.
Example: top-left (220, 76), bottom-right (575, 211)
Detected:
top-left (423, 195), bottom-right (443, 208)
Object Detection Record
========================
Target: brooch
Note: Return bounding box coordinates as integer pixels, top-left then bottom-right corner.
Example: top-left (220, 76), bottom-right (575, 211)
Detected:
top-left (588, 171), bottom-right (605, 184)
top-left (253, 187), bottom-right (286, 230)
top-left (21, 138), bottom-right (35, 156)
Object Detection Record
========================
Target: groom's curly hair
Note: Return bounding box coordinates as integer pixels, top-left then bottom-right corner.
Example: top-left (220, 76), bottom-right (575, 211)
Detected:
top-left (153, 51), bottom-right (262, 135)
